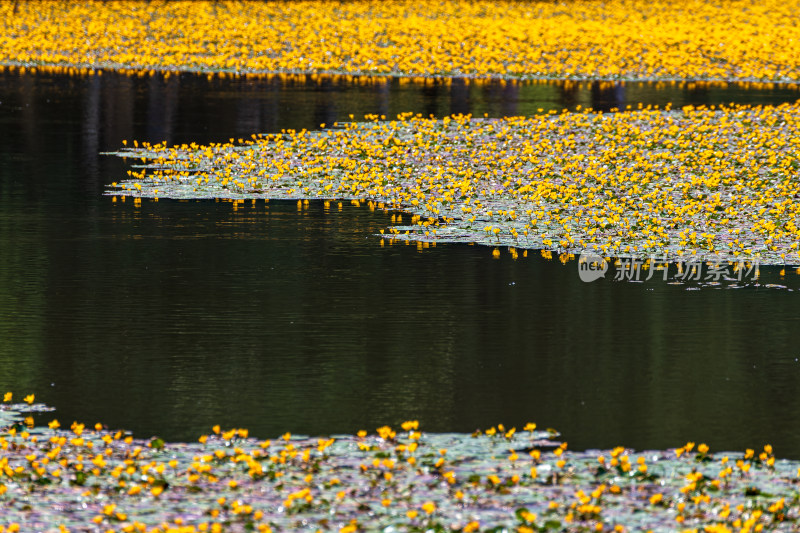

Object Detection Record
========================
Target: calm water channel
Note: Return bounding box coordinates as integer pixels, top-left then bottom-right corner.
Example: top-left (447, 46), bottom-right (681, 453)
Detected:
top-left (1, 70), bottom-right (800, 456)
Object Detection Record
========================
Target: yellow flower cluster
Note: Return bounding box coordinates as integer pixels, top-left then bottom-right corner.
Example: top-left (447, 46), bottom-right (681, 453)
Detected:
top-left (2, 393), bottom-right (798, 532)
top-left (2, 0), bottom-right (800, 82)
top-left (111, 103), bottom-right (800, 265)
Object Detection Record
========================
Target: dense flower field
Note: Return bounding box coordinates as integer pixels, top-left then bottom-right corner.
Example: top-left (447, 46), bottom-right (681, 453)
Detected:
top-left (2, 0), bottom-right (800, 82)
top-left (108, 104), bottom-right (800, 266)
top-left (2, 396), bottom-right (800, 532)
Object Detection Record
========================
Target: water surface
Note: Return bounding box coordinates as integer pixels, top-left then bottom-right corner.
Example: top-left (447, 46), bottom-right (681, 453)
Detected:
top-left (1, 70), bottom-right (799, 456)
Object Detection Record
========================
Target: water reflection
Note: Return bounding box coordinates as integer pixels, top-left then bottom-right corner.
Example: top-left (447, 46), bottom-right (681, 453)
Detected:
top-left (4, 69), bottom-right (800, 154)
top-left (146, 74), bottom-right (179, 143)
top-left (1, 70), bottom-right (800, 457)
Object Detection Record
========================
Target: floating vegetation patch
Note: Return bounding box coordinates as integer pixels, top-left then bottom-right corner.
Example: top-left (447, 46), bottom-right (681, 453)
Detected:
top-left (2, 395), bottom-right (800, 532)
top-left (2, 0), bottom-right (800, 83)
top-left (107, 104), bottom-right (800, 266)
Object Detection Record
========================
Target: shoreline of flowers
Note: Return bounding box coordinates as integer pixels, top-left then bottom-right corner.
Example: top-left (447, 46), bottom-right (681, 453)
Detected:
top-left (2, 395), bottom-right (800, 532)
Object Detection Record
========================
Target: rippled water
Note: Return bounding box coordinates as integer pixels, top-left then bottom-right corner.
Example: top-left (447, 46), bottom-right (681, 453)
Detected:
top-left (1, 70), bottom-right (799, 456)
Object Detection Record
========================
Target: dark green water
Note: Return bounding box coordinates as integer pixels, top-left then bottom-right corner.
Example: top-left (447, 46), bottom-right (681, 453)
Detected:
top-left (1, 70), bottom-right (799, 457)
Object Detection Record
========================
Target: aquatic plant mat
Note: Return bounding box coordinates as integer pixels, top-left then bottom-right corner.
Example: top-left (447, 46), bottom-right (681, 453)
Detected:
top-left (107, 103), bottom-right (800, 266)
top-left (2, 397), bottom-right (800, 532)
top-left (2, 0), bottom-right (800, 83)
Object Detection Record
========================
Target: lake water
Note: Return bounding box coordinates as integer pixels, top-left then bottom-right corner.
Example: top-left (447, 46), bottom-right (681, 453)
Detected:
top-left (1, 69), bottom-right (800, 457)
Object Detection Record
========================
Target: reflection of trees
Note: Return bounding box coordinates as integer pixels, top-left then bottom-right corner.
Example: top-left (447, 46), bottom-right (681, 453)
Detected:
top-left (83, 75), bottom-right (101, 182)
top-left (312, 76), bottom-right (337, 128)
top-left (420, 81), bottom-right (442, 118)
top-left (478, 80), bottom-right (521, 118)
top-left (19, 73), bottom-right (40, 156)
top-left (374, 79), bottom-right (390, 118)
top-left (146, 74), bottom-right (179, 144)
top-left (556, 81), bottom-right (579, 109)
top-left (500, 82), bottom-right (520, 117)
top-left (103, 75), bottom-right (135, 147)
top-left (686, 82), bottom-right (710, 107)
top-left (507, 82), bottom-right (559, 115)
top-left (450, 78), bottom-right (470, 116)
top-left (590, 81), bottom-right (625, 112)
